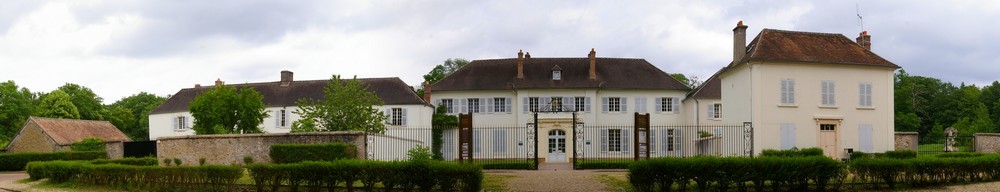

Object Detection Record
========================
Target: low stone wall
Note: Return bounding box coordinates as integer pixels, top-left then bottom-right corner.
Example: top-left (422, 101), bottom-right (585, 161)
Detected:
top-left (975, 133), bottom-right (1000, 153)
top-left (894, 132), bottom-right (919, 151)
top-left (156, 131), bottom-right (366, 166)
top-left (104, 141), bottom-right (124, 159)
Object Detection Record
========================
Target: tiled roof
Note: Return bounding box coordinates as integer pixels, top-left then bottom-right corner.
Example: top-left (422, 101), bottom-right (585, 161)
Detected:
top-left (28, 116), bottom-right (131, 145)
top-left (430, 57), bottom-right (690, 91)
top-left (150, 77), bottom-right (426, 114)
top-left (687, 70), bottom-right (722, 100)
top-left (737, 29), bottom-right (899, 67)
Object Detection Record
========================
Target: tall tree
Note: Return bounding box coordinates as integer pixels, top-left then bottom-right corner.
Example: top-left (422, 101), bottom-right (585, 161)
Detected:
top-left (57, 83), bottom-right (105, 120)
top-left (418, 58), bottom-right (470, 97)
top-left (980, 81), bottom-right (1000, 131)
top-left (670, 73), bottom-right (702, 89)
top-left (0, 80), bottom-right (36, 142)
top-left (36, 90), bottom-right (81, 119)
top-left (188, 85), bottom-right (268, 134)
top-left (110, 92), bottom-right (166, 140)
top-left (292, 75), bottom-right (388, 133)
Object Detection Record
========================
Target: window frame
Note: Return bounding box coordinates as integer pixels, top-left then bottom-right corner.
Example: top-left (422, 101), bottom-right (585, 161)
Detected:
top-left (608, 129), bottom-right (622, 152)
top-left (712, 103), bottom-right (722, 119)
top-left (390, 108), bottom-right (403, 126)
top-left (467, 98), bottom-right (480, 113)
top-left (441, 99), bottom-right (454, 113)
top-left (528, 97), bottom-right (539, 112)
top-left (608, 97), bottom-right (621, 112)
top-left (175, 116), bottom-right (188, 130)
top-left (493, 97), bottom-right (507, 113)
top-left (552, 70), bottom-right (562, 80)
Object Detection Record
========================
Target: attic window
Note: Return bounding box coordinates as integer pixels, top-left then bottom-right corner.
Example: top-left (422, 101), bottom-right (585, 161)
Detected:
top-left (553, 70), bottom-right (562, 80)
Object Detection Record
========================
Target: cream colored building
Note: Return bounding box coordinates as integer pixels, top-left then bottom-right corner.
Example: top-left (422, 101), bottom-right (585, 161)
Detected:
top-left (717, 22), bottom-right (899, 158)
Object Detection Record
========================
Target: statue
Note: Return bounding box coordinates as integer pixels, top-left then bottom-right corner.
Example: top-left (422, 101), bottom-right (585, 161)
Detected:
top-left (944, 127), bottom-right (958, 152)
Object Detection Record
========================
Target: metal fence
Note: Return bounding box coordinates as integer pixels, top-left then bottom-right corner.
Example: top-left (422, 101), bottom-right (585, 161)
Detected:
top-left (366, 126), bottom-right (537, 169)
top-left (574, 124), bottom-right (750, 168)
top-left (123, 141), bottom-right (157, 158)
top-left (917, 135), bottom-right (975, 154)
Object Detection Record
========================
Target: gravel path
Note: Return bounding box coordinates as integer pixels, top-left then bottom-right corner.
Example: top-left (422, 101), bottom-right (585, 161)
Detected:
top-left (0, 172), bottom-right (30, 192)
top-left (486, 163), bottom-right (627, 192)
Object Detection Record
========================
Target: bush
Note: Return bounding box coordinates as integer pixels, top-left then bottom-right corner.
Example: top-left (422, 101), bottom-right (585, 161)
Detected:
top-left (89, 157), bottom-right (158, 166)
top-left (577, 160), bottom-right (632, 169)
top-left (70, 138), bottom-right (105, 152)
top-left (0, 151), bottom-right (106, 171)
top-left (849, 154), bottom-right (1000, 189)
top-left (884, 150), bottom-right (917, 159)
top-left (475, 161), bottom-right (535, 170)
top-left (936, 152), bottom-right (985, 158)
top-left (26, 160), bottom-right (242, 191)
top-left (269, 142), bottom-right (357, 164)
top-left (247, 160), bottom-right (483, 192)
top-left (761, 147), bottom-right (824, 157)
top-left (243, 156), bottom-right (254, 165)
top-left (628, 156), bottom-right (844, 192)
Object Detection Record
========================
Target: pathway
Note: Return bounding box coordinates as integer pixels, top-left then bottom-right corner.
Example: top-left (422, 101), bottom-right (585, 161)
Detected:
top-left (0, 172), bottom-right (30, 192)
top-left (487, 163), bottom-right (628, 192)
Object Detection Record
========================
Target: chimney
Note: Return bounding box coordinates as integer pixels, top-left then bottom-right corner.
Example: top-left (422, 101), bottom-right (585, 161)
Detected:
top-left (856, 31), bottom-right (872, 50)
top-left (422, 81), bottom-right (432, 103)
top-left (280, 70), bottom-right (293, 86)
top-left (733, 20), bottom-right (748, 62)
top-left (517, 50), bottom-right (524, 79)
top-left (194, 84), bottom-right (201, 88)
top-left (525, 52), bottom-right (531, 59)
top-left (588, 48), bottom-right (597, 80)
top-left (215, 78), bottom-right (223, 87)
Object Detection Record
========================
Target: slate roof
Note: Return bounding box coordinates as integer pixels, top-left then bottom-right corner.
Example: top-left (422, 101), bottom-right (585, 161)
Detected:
top-left (687, 70), bottom-right (722, 100)
top-left (26, 117), bottom-right (131, 145)
top-left (430, 57), bottom-right (691, 91)
top-left (150, 77), bottom-right (426, 115)
top-left (735, 29), bottom-right (899, 68)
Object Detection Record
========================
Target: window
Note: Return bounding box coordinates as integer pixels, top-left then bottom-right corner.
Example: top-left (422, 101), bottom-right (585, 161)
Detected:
top-left (390, 108), bottom-right (403, 126)
top-left (666, 129), bottom-right (675, 151)
top-left (707, 103), bottom-right (722, 120)
top-left (275, 109), bottom-right (288, 128)
top-left (553, 70), bottom-right (562, 80)
top-left (780, 123), bottom-right (795, 149)
top-left (635, 97), bottom-right (647, 113)
top-left (467, 98), bottom-right (480, 113)
top-left (608, 97), bottom-right (621, 112)
top-left (821, 80), bottom-right (836, 106)
top-left (493, 129), bottom-right (507, 154)
top-left (174, 116), bottom-right (188, 130)
top-left (781, 79), bottom-right (796, 105)
top-left (820, 124), bottom-right (836, 131)
top-left (550, 97), bottom-right (562, 111)
top-left (859, 82), bottom-right (872, 107)
top-left (601, 128), bottom-right (630, 152)
top-left (657, 97), bottom-right (679, 113)
top-left (607, 129), bottom-right (622, 152)
top-left (441, 99), bottom-right (454, 113)
top-left (528, 97), bottom-right (539, 112)
top-left (574, 97), bottom-right (587, 112)
top-left (493, 97), bottom-right (508, 113)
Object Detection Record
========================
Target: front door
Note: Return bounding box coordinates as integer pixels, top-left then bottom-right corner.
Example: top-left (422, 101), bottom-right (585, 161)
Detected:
top-left (818, 124), bottom-right (839, 158)
top-left (548, 129), bottom-right (566, 162)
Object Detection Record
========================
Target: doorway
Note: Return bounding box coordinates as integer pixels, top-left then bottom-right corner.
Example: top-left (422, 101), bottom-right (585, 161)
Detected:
top-left (818, 123), bottom-right (839, 158)
top-left (547, 129), bottom-right (567, 162)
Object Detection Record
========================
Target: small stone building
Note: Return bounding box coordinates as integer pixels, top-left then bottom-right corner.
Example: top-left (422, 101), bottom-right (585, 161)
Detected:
top-left (3, 116), bottom-right (131, 157)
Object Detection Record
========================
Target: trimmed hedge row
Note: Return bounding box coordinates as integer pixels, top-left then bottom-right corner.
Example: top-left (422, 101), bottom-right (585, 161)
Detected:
top-left (577, 160), bottom-right (632, 169)
top-left (89, 157), bottom-right (159, 166)
top-left (851, 150), bottom-right (918, 159)
top-left (760, 147), bottom-right (824, 157)
top-left (0, 151), bottom-right (106, 171)
top-left (26, 160), bottom-right (241, 191)
top-left (936, 152), bottom-right (985, 158)
top-left (248, 160), bottom-right (483, 192)
top-left (269, 142), bottom-right (357, 164)
top-left (850, 155), bottom-right (1000, 188)
top-left (628, 156), bottom-right (844, 192)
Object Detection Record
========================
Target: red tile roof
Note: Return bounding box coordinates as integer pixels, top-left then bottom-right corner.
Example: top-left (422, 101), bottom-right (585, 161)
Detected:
top-left (431, 57), bottom-right (690, 91)
top-left (28, 116), bottom-right (131, 145)
top-left (738, 29), bottom-right (899, 67)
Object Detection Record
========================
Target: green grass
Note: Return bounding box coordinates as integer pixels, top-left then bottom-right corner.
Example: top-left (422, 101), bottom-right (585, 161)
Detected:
top-left (31, 180), bottom-right (124, 192)
top-left (918, 144), bottom-right (973, 154)
top-left (483, 174), bottom-right (514, 191)
top-left (597, 174), bottom-right (633, 191)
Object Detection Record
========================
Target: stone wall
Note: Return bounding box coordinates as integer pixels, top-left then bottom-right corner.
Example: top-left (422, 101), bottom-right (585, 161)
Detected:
top-left (6, 122), bottom-right (58, 153)
top-left (156, 131), bottom-right (366, 166)
top-left (975, 133), bottom-right (1000, 153)
top-left (894, 132), bottom-right (919, 151)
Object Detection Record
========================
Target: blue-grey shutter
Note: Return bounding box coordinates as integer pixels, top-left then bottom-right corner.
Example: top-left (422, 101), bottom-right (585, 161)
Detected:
top-left (585, 97), bottom-right (592, 112)
top-left (781, 80), bottom-right (789, 104)
top-left (187, 116), bottom-right (193, 128)
top-left (707, 104), bottom-right (714, 119)
top-left (636, 97), bottom-right (646, 113)
top-left (621, 98), bottom-right (628, 112)
top-left (485, 98), bottom-right (494, 113)
top-left (563, 97), bottom-right (572, 111)
top-left (860, 124), bottom-right (873, 152)
top-left (384, 108), bottom-right (392, 124)
top-left (283, 109), bottom-right (290, 127)
top-left (505, 97), bottom-right (512, 113)
top-left (781, 123), bottom-right (795, 149)
top-left (673, 129), bottom-right (681, 154)
top-left (540, 97), bottom-right (551, 111)
top-left (623, 128), bottom-right (631, 152)
top-left (473, 130), bottom-right (481, 153)
top-left (401, 108), bottom-right (408, 126)
top-left (654, 97), bottom-right (663, 112)
top-left (822, 82), bottom-right (829, 105)
top-left (672, 98), bottom-right (680, 114)
top-left (601, 97), bottom-right (609, 112)
top-left (173, 117), bottom-right (178, 129)
top-left (789, 80), bottom-right (795, 104)
top-left (830, 82), bottom-right (836, 105)
top-left (523, 97), bottom-right (529, 113)
top-left (275, 110), bottom-right (282, 127)
top-left (649, 128), bottom-right (657, 154)
top-left (600, 129), bottom-right (609, 152)
top-left (458, 99), bottom-right (467, 114)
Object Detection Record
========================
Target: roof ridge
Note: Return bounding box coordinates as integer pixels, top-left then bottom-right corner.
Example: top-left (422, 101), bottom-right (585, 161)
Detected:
top-left (473, 57), bottom-right (644, 62)
top-left (30, 116), bottom-right (110, 123)
top-left (761, 28), bottom-right (844, 36)
top-left (184, 77), bottom-right (402, 90)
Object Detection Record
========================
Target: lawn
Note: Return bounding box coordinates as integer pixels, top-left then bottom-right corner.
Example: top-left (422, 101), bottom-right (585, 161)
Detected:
top-left (482, 174), bottom-right (514, 191)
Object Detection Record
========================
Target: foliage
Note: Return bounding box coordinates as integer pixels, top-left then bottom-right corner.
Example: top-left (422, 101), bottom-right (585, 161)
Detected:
top-left (69, 138), bottom-right (105, 152)
top-left (577, 160), bottom-right (632, 169)
top-left (761, 147), bottom-right (824, 157)
top-left (269, 142), bottom-right (357, 164)
top-left (417, 58), bottom-right (470, 97)
top-left (247, 160), bottom-right (483, 192)
top-left (199, 158), bottom-right (206, 165)
top-left (473, 160), bottom-right (535, 170)
top-left (173, 158), bottom-right (181, 166)
top-left (36, 90), bottom-right (81, 119)
top-left (850, 150), bottom-right (918, 160)
top-left (0, 80), bottom-right (36, 143)
top-left (935, 152), bottom-right (985, 158)
top-left (292, 75), bottom-right (387, 133)
top-left (108, 92), bottom-right (166, 141)
top-left (893, 70), bottom-right (1000, 143)
top-left (243, 156), bottom-right (254, 165)
top-left (407, 145), bottom-right (434, 162)
top-left (88, 157), bottom-right (158, 166)
top-left (669, 73), bottom-right (702, 89)
top-left (0, 151), bottom-right (106, 171)
top-left (56, 83), bottom-right (105, 120)
top-left (188, 84), bottom-right (268, 134)
top-left (628, 156), bottom-right (845, 192)
top-left (431, 105), bottom-right (458, 160)
top-left (849, 155), bottom-right (1000, 188)
top-left (27, 161), bottom-right (241, 191)
top-left (697, 130), bottom-right (713, 138)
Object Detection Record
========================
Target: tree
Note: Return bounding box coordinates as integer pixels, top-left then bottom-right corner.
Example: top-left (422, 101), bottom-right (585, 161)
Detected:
top-left (109, 92), bottom-right (166, 140)
top-left (292, 75), bottom-right (388, 133)
top-left (57, 83), bottom-right (105, 120)
top-left (0, 80), bottom-right (36, 142)
top-left (188, 85), bottom-right (268, 134)
top-left (36, 90), bottom-right (81, 119)
top-left (670, 73), bottom-right (702, 89)
top-left (418, 58), bottom-right (470, 97)
top-left (431, 105), bottom-right (458, 160)
top-left (104, 105), bottom-right (136, 139)
top-left (980, 81), bottom-right (1000, 131)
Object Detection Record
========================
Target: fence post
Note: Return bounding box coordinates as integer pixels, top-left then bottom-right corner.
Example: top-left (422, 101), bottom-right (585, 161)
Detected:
top-left (743, 122), bottom-right (753, 157)
top-left (634, 113), bottom-right (650, 161)
top-left (533, 112), bottom-right (539, 170)
top-left (572, 112), bottom-right (578, 169)
top-left (458, 113), bottom-right (473, 162)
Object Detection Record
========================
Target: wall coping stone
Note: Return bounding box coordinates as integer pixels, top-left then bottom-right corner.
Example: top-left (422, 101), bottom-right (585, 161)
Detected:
top-left (895, 132), bottom-right (919, 135)
top-left (156, 131), bottom-right (367, 141)
top-left (974, 133), bottom-right (1000, 136)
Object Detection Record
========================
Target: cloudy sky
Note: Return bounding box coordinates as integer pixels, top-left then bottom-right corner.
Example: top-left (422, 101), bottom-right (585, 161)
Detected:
top-left (1, 1), bottom-right (998, 104)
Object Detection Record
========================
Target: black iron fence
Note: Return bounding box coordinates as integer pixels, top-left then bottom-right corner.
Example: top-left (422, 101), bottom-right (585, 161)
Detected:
top-left (366, 126), bottom-right (537, 169)
top-left (574, 124), bottom-right (750, 169)
top-left (917, 135), bottom-right (975, 154)
top-left (123, 141), bottom-right (157, 158)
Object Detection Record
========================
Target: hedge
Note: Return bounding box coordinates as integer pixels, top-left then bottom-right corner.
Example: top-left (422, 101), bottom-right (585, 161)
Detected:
top-left (851, 150), bottom-right (918, 160)
top-left (628, 156), bottom-right (844, 192)
top-left (269, 142), bottom-right (357, 164)
top-left (247, 160), bottom-right (483, 192)
top-left (760, 147), bottom-right (824, 157)
top-left (0, 151), bottom-right (106, 171)
top-left (850, 155), bottom-right (1000, 188)
top-left (89, 157), bottom-right (159, 166)
top-left (577, 160), bottom-right (632, 169)
top-left (26, 161), bottom-right (241, 191)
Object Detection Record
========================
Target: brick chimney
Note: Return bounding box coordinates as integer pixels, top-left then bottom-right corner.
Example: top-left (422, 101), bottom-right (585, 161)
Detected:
top-left (280, 70), bottom-right (293, 86)
top-left (733, 20), bottom-right (748, 62)
top-left (517, 50), bottom-right (525, 79)
top-left (588, 48), bottom-right (597, 80)
top-left (422, 81), bottom-right (432, 103)
top-left (214, 78), bottom-right (223, 87)
top-left (856, 31), bottom-right (872, 50)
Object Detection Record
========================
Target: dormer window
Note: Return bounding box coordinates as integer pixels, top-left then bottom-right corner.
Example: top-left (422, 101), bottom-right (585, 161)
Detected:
top-left (552, 65), bottom-right (562, 80)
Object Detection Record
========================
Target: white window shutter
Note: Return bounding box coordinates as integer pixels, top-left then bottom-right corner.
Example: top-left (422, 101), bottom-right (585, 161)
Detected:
top-left (473, 130), bottom-right (481, 153)
top-left (601, 97), bottom-right (609, 112)
top-left (781, 80), bottom-right (788, 104)
top-left (173, 117), bottom-right (179, 129)
top-left (480, 98), bottom-right (487, 113)
top-left (621, 98), bottom-right (628, 112)
top-left (523, 97), bottom-right (529, 113)
top-left (563, 96), bottom-right (571, 110)
top-left (485, 98), bottom-right (494, 113)
top-left (672, 98), bottom-right (680, 114)
top-left (781, 123), bottom-right (795, 149)
top-left (600, 129), bottom-right (609, 152)
top-left (188, 116), bottom-right (193, 128)
top-left (830, 82), bottom-right (836, 104)
top-left (860, 124), bottom-right (873, 152)
top-left (789, 80), bottom-right (795, 104)
top-left (384, 108), bottom-right (392, 124)
top-left (505, 97), bottom-right (512, 113)
top-left (401, 108), bottom-right (408, 126)
top-left (585, 97), bottom-right (591, 112)
top-left (654, 97), bottom-right (663, 112)
top-left (636, 97), bottom-right (646, 113)
top-left (458, 99), bottom-right (467, 114)
top-left (274, 110), bottom-right (280, 127)
top-left (707, 104), bottom-right (715, 120)
top-left (623, 128), bottom-right (631, 152)
top-left (540, 97), bottom-right (550, 111)
top-left (283, 109), bottom-right (290, 126)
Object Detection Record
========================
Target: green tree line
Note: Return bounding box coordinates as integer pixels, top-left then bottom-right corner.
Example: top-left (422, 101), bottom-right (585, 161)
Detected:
top-left (895, 70), bottom-right (1000, 143)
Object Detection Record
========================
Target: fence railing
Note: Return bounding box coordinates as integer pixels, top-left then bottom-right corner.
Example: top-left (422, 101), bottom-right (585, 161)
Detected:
top-left (574, 124), bottom-right (750, 169)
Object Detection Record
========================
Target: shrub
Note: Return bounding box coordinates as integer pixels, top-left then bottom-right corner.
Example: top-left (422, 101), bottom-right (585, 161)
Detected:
top-left (475, 161), bottom-right (535, 169)
top-left (26, 161), bottom-right (242, 191)
top-left (577, 160), bottom-right (632, 169)
top-left (243, 156), bottom-right (254, 165)
top-left (70, 138), bottom-right (105, 152)
top-left (199, 158), bottom-right (206, 166)
top-left (162, 158), bottom-right (171, 166)
top-left (269, 142), bottom-right (357, 164)
top-left (849, 154), bottom-right (1000, 189)
top-left (173, 158), bottom-right (181, 166)
top-left (247, 160), bottom-right (483, 192)
top-left (0, 151), bottom-right (106, 171)
top-left (628, 156), bottom-right (844, 192)
top-left (884, 150), bottom-right (917, 159)
top-left (89, 157), bottom-right (158, 166)
top-left (407, 145), bottom-right (433, 162)
top-left (936, 152), bottom-right (985, 158)
top-left (761, 147), bottom-right (824, 157)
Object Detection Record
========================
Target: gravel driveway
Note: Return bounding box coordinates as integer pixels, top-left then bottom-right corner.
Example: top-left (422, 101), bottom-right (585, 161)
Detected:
top-left (0, 172), bottom-right (29, 192)
top-left (486, 163), bottom-right (627, 192)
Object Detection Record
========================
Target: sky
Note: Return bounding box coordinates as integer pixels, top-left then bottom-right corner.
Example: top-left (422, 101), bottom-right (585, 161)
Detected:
top-left (2, 1), bottom-right (999, 104)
